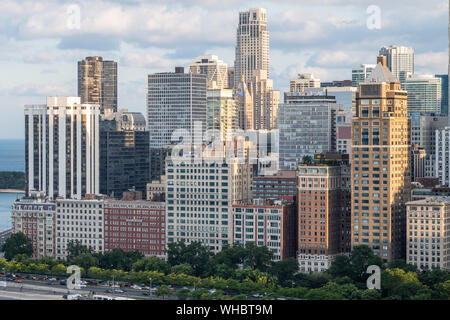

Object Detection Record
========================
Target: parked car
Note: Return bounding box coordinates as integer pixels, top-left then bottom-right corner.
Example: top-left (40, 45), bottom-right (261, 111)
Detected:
top-left (13, 279), bottom-right (22, 283)
top-left (60, 279), bottom-right (67, 286)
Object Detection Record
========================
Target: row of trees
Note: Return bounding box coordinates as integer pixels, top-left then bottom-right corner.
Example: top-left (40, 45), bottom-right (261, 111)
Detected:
top-left (1, 233), bottom-right (449, 299)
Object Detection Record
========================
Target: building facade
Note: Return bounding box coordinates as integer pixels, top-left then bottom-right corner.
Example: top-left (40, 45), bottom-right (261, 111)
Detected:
top-left (99, 111), bottom-right (149, 199)
top-left (250, 70), bottom-right (279, 130)
top-left (290, 74), bottom-right (321, 93)
top-left (234, 8), bottom-right (269, 89)
top-left (404, 75), bottom-right (442, 114)
top-left (352, 64), bottom-right (376, 88)
top-left (251, 170), bottom-right (297, 201)
top-left (165, 156), bottom-right (252, 253)
top-left (406, 197), bottom-right (450, 271)
top-left (55, 198), bottom-right (105, 259)
top-left (207, 88), bottom-right (238, 141)
top-left (189, 55), bottom-right (229, 89)
top-left (25, 97), bottom-right (100, 200)
top-left (351, 57), bottom-right (411, 262)
top-left (78, 56), bottom-right (117, 113)
top-left (379, 45), bottom-right (414, 83)
top-left (297, 157), bottom-right (351, 273)
top-left (11, 192), bottom-right (56, 259)
top-left (232, 200), bottom-right (297, 261)
top-left (104, 200), bottom-right (166, 258)
top-left (278, 93), bottom-right (339, 170)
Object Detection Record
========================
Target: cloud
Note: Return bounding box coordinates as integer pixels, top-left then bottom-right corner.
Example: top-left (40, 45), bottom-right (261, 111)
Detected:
top-left (121, 52), bottom-right (174, 69)
top-left (8, 84), bottom-right (72, 97)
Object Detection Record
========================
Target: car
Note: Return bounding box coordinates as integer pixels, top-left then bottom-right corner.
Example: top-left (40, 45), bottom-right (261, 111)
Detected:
top-left (47, 281), bottom-right (54, 286)
top-left (60, 279), bottom-right (67, 286)
top-left (49, 278), bottom-right (57, 281)
top-left (142, 292), bottom-right (151, 296)
top-left (13, 279), bottom-right (22, 283)
top-left (79, 284), bottom-right (87, 288)
top-left (114, 289), bottom-right (125, 293)
top-left (131, 285), bottom-right (142, 290)
top-left (209, 289), bottom-right (217, 294)
top-left (105, 289), bottom-right (114, 293)
top-left (5, 277), bottom-right (13, 281)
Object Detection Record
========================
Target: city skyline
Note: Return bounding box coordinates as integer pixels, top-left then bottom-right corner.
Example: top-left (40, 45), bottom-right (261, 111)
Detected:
top-left (0, 0), bottom-right (448, 139)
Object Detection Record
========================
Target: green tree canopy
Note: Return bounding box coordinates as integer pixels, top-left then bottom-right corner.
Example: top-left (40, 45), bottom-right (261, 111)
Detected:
top-left (1, 232), bottom-right (33, 260)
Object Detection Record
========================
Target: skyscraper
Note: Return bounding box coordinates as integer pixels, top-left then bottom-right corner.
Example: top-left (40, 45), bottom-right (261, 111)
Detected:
top-left (379, 46), bottom-right (414, 83)
top-left (297, 154), bottom-right (351, 273)
top-left (278, 93), bottom-right (339, 170)
top-left (436, 74), bottom-right (449, 115)
top-left (25, 97), bottom-right (100, 200)
top-left (78, 56), bottom-right (118, 113)
top-left (351, 56), bottom-right (411, 262)
top-left (403, 75), bottom-right (442, 114)
top-left (147, 67), bottom-right (207, 180)
top-left (352, 64), bottom-right (376, 88)
top-left (188, 55), bottom-right (229, 89)
top-left (100, 110), bottom-right (150, 199)
top-left (234, 8), bottom-right (269, 89)
top-left (207, 87), bottom-right (238, 141)
top-left (235, 74), bottom-right (254, 130)
top-left (250, 69), bottom-right (279, 130)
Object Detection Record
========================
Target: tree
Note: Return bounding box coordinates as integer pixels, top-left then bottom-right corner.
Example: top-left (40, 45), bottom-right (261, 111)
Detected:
top-left (155, 285), bottom-right (172, 300)
top-left (381, 268), bottom-right (420, 297)
top-left (66, 240), bottom-right (92, 261)
top-left (242, 242), bottom-right (273, 272)
top-left (418, 269), bottom-right (450, 288)
top-left (70, 253), bottom-right (98, 271)
top-left (349, 245), bottom-right (383, 284)
top-left (328, 255), bottom-right (353, 279)
top-left (269, 258), bottom-right (298, 287)
top-left (167, 242), bottom-right (212, 277)
top-left (96, 249), bottom-right (143, 271)
top-left (177, 288), bottom-right (190, 300)
top-left (386, 259), bottom-right (418, 273)
top-left (1, 232), bottom-right (33, 260)
top-left (132, 257), bottom-right (170, 273)
top-left (171, 264), bottom-right (194, 276)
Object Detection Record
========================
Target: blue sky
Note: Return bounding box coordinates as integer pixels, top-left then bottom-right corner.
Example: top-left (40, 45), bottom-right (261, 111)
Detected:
top-left (0, 0), bottom-right (448, 139)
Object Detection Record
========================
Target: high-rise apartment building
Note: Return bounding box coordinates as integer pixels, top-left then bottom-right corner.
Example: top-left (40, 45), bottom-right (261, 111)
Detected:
top-left (411, 114), bottom-right (447, 177)
top-left (99, 111), bottom-right (150, 199)
top-left (147, 67), bottom-right (207, 180)
top-left (228, 67), bottom-right (235, 90)
top-left (379, 46), bottom-right (414, 83)
top-left (250, 70), bottom-right (279, 130)
top-left (403, 75), bottom-right (442, 114)
top-left (189, 55), bottom-right (228, 89)
top-left (290, 74), bottom-right (321, 93)
top-left (234, 8), bottom-right (269, 89)
top-left (78, 56), bottom-right (117, 113)
top-left (351, 57), bottom-right (411, 262)
top-left (25, 97), bottom-right (100, 200)
top-left (297, 154), bottom-right (351, 273)
top-left (352, 64), bottom-right (376, 88)
top-left (235, 75), bottom-right (254, 130)
top-left (435, 74), bottom-right (449, 116)
top-left (406, 197), bottom-right (450, 271)
top-left (165, 155), bottom-right (252, 253)
top-left (207, 88), bottom-right (238, 141)
top-left (278, 93), bottom-right (339, 170)
top-left (435, 127), bottom-right (450, 186)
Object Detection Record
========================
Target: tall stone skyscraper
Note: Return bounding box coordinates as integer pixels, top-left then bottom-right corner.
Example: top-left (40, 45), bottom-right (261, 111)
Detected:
top-left (234, 8), bottom-right (269, 89)
top-left (78, 56), bottom-right (118, 113)
top-left (379, 46), bottom-right (414, 83)
top-left (235, 75), bottom-right (254, 130)
top-left (351, 56), bottom-right (411, 262)
top-left (24, 97), bottom-right (100, 200)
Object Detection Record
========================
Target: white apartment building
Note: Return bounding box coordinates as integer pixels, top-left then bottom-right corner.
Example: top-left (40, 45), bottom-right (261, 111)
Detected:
top-left (352, 64), bottom-right (376, 88)
top-left (165, 156), bottom-right (252, 253)
top-left (25, 97), bottom-right (101, 200)
top-left (55, 198), bottom-right (105, 259)
top-left (379, 45), bottom-right (414, 82)
top-left (406, 197), bottom-right (450, 271)
top-left (404, 75), bottom-right (442, 114)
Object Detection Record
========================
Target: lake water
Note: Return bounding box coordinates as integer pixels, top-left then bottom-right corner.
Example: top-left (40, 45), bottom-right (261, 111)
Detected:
top-left (0, 193), bottom-right (22, 231)
top-left (0, 139), bottom-right (25, 172)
